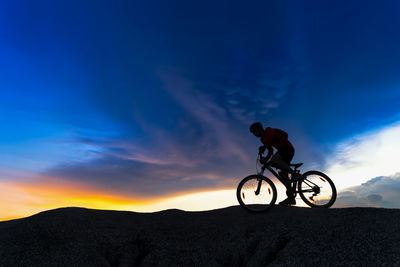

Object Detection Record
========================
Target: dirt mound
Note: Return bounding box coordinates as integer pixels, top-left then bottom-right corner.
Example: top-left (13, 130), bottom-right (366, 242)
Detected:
top-left (0, 206), bottom-right (399, 266)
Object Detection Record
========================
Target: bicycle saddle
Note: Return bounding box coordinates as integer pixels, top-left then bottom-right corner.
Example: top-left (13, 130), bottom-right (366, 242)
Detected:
top-left (290, 163), bottom-right (303, 168)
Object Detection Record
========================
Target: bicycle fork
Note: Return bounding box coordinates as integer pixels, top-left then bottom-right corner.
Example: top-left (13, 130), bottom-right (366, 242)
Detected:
top-left (255, 168), bottom-right (266, 195)
top-left (255, 177), bottom-right (263, 195)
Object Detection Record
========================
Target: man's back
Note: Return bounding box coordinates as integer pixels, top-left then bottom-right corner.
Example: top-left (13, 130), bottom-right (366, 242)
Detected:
top-left (261, 127), bottom-right (293, 150)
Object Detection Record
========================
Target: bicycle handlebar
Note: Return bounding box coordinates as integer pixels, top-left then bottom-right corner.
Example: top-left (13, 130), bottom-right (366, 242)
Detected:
top-left (258, 154), bottom-right (268, 165)
top-left (258, 154), bottom-right (274, 168)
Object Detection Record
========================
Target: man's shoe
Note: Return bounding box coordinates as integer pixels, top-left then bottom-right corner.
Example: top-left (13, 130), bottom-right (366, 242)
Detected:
top-left (278, 197), bottom-right (296, 206)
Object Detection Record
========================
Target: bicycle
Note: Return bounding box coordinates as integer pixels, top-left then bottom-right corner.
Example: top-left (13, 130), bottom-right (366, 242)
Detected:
top-left (237, 153), bottom-right (337, 212)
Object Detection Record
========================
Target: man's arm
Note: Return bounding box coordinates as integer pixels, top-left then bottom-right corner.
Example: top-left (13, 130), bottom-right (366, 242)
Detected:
top-left (264, 145), bottom-right (273, 162)
top-left (260, 127), bottom-right (274, 162)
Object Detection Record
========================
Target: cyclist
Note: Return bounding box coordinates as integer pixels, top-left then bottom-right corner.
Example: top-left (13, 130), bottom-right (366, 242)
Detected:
top-left (249, 122), bottom-right (301, 205)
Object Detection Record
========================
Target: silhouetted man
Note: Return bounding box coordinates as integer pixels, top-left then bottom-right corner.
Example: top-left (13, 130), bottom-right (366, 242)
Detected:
top-left (249, 122), bottom-right (301, 205)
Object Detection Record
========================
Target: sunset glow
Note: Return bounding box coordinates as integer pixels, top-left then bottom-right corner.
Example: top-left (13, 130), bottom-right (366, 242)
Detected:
top-left (0, 178), bottom-right (240, 221)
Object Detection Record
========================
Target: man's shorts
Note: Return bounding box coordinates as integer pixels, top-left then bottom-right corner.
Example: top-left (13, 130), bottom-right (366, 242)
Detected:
top-left (277, 146), bottom-right (295, 164)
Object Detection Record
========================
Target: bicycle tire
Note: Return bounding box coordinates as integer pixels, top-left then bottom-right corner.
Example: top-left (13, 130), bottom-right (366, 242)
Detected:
top-left (237, 175), bottom-right (277, 212)
top-left (298, 171), bottom-right (337, 208)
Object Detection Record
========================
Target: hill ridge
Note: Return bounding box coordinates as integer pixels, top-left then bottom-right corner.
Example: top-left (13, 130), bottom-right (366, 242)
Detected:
top-left (1, 206), bottom-right (399, 266)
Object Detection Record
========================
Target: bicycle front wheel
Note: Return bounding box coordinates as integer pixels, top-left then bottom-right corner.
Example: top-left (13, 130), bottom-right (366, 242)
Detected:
top-left (298, 171), bottom-right (337, 208)
top-left (237, 175), bottom-right (277, 212)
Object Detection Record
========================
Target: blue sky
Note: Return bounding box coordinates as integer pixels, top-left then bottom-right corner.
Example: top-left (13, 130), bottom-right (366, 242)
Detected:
top-left (1, 0), bottom-right (400, 217)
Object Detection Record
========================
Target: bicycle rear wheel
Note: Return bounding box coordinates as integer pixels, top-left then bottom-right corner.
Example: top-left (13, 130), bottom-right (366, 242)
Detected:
top-left (237, 175), bottom-right (277, 212)
top-left (298, 171), bottom-right (336, 208)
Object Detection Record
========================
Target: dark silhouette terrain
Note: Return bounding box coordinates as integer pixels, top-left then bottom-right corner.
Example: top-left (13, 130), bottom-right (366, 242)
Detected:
top-left (0, 206), bottom-right (399, 266)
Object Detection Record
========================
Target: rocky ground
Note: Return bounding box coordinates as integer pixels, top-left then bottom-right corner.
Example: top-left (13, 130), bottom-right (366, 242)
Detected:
top-left (0, 206), bottom-right (399, 266)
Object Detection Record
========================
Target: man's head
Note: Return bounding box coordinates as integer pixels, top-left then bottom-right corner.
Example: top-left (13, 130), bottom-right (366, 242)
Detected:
top-left (249, 122), bottom-right (264, 137)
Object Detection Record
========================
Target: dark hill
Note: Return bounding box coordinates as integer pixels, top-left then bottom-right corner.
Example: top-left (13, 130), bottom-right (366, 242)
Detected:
top-left (0, 206), bottom-right (399, 266)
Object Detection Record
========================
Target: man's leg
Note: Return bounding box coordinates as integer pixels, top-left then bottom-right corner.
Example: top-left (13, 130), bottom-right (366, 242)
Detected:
top-left (269, 153), bottom-right (296, 204)
top-left (269, 153), bottom-right (293, 174)
top-left (278, 171), bottom-right (296, 197)
top-left (269, 153), bottom-right (293, 193)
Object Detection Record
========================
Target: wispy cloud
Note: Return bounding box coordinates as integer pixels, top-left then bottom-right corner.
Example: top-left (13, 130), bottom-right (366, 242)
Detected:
top-left (159, 69), bottom-right (251, 163)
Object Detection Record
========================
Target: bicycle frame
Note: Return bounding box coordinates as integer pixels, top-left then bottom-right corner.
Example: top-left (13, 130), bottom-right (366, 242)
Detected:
top-left (256, 165), bottom-right (293, 193)
top-left (256, 164), bottom-right (317, 195)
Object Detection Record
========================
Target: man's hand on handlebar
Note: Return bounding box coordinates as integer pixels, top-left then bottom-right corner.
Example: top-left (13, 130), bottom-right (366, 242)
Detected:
top-left (259, 156), bottom-right (269, 165)
top-left (258, 145), bottom-right (267, 155)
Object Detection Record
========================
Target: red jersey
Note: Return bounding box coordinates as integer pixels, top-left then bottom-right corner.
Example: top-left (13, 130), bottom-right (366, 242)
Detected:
top-left (261, 127), bottom-right (294, 151)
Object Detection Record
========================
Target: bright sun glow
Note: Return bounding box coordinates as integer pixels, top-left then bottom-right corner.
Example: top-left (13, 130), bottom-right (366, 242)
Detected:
top-left (326, 121), bottom-right (400, 190)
